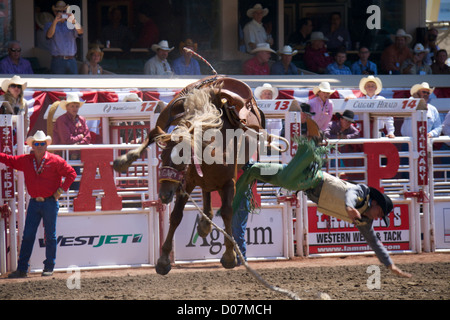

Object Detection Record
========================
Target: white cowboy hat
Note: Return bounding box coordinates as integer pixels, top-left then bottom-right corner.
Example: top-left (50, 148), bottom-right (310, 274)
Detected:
top-left (123, 93), bottom-right (142, 102)
top-left (254, 83), bottom-right (278, 100)
top-left (59, 92), bottom-right (85, 110)
top-left (391, 29), bottom-right (412, 44)
top-left (151, 40), bottom-right (174, 53)
top-left (413, 43), bottom-right (429, 54)
top-left (410, 82), bottom-right (434, 96)
top-left (247, 4), bottom-right (269, 18)
top-left (26, 130), bottom-right (52, 147)
top-left (313, 82), bottom-right (335, 95)
top-left (1, 75), bottom-right (27, 92)
top-left (308, 31), bottom-right (328, 42)
top-left (359, 75), bottom-right (383, 96)
top-left (277, 45), bottom-right (298, 56)
top-left (250, 42), bottom-right (276, 54)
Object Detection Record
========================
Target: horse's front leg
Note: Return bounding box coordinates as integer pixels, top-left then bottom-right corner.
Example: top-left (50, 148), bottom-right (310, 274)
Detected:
top-left (197, 191), bottom-right (213, 238)
top-left (219, 180), bottom-right (237, 269)
top-left (155, 186), bottom-right (192, 275)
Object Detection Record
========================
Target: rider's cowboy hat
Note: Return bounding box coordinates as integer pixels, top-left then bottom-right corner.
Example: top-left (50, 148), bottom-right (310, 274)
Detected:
top-left (26, 130), bottom-right (52, 147)
top-left (313, 81), bottom-right (335, 95)
top-left (359, 75), bottom-right (383, 96)
top-left (1, 75), bottom-right (27, 92)
top-left (254, 83), bottom-right (278, 100)
top-left (368, 187), bottom-right (393, 227)
top-left (59, 92), bottom-right (85, 111)
top-left (247, 4), bottom-right (269, 18)
top-left (151, 40), bottom-right (174, 53)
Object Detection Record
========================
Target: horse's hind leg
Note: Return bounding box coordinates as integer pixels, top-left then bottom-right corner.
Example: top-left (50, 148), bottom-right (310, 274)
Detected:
top-left (155, 189), bottom-right (190, 275)
top-left (197, 191), bottom-right (213, 237)
top-left (219, 180), bottom-right (237, 269)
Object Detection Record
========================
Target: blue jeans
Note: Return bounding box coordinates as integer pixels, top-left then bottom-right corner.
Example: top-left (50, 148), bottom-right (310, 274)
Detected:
top-left (51, 57), bottom-right (78, 74)
top-left (17, 198), bottom-right (59, 272)
top-left (231, 196), bottom-right (250, 263)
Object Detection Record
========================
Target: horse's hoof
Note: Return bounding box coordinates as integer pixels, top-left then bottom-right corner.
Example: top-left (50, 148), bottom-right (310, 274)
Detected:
top-left (155, 262), bottom-right (172, 275)
top-left (220, 256), bottom-right (237, 269)
top-left (197, 222), bottom-right (212, 238)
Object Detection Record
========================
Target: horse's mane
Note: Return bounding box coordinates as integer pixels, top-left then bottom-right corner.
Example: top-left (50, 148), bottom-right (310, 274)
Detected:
top-left (156, 88), bottom-right (223, 146)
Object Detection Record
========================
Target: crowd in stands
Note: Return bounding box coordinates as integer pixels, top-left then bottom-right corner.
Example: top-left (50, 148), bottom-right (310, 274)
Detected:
top-left (1, 2), bottom-right (449, 77)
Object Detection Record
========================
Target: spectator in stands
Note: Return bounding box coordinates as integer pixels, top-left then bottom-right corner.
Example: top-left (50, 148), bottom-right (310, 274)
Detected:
top-left (324, 110), bottom-right (360, 139)
top-left (79, 45), bottom-right (105, 75)
top-left (101, 6), bottom-right (134, 51)
top-left (401, 82), bottom-right (442, 138)
top-left (144, 40), bottom-right (174, 76)
top-left (320, 12), bottom-right (351, 52)
top-left (254, 83), bottom-right (282, 136)
top-left (359, 76), bottom-right (395, 138)
top-left (4, 130), bottom-right (76, 278)
top-left (431, 49), bottom-right (450, 74)
top-left (172, 39), bottom-right (202, 76)
top-left (309, 82), bottom-right (335, 131)
top-left (243, 3), bottom-right (273, 53)
top-left (0, 41), bottom-right (34, 74)
top-left (351, 46), bottom-right (378, 75)
top-left (401, 43), bottom-right (432, 75)
top-left (326, 49), bottom-right (352, 75)
top-left (288, 18), bottom-right (313, 50)
top-left (53, 93), bottom-right (91, 145)
top-left (0, 75), bottom-right (29, 134)
top-left (44, 1), bottom-right (83, 74)
top-left (303, 32), bottom-right (333, 74)
top-left (423, 27), bottom-right (440, 66)
top-left (135, 4), bottom-right (159, 49)
top-left (271, 45), bottom-right (299, 75)
top-left (443, 111), bottom-right (450, 136)
top-left (380, 29), bottom-right (413, 74)
top-left (243, 43), bottom-right (275, 75)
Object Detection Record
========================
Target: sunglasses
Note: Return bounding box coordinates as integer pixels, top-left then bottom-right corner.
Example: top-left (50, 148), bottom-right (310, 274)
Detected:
top-left (33, 142), bottom-right (47, 147)
top-left (9, 48), bottom-right (21, 52)
top-left (9, 84), bottom-right (22, 89)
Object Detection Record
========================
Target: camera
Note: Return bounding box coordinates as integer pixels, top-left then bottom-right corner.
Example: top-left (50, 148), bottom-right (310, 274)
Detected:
top-left (61, 13), bottom-right (68, 19)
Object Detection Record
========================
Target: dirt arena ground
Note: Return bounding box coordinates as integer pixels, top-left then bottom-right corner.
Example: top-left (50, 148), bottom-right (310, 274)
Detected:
top-left (0, 252), bottom-right (448, 301)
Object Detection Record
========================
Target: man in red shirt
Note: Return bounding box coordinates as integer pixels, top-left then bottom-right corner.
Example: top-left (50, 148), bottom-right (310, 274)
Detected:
top-left (2, 131), bottom-right (76, 278)
top-left (303, 31), bottom-right (334, 74)
top-left (243, 42), bottom-right (275, 75)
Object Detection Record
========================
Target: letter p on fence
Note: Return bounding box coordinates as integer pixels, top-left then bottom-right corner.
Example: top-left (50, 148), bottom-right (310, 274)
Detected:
top-left (364, 142), bottom-right (399, 192)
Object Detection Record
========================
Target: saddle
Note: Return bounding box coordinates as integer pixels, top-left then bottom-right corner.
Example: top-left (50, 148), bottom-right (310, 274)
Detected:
top-left (164, 75), bottom-right (265, 131)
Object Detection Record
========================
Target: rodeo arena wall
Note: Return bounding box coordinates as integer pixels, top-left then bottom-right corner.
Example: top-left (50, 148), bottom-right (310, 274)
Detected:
top-left (0, 75), bottom-right (449, 274)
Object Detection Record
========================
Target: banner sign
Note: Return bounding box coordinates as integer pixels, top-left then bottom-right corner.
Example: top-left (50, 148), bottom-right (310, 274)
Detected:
top-left (257, 100), bottom-right (300, 112)
top-left (44, 101), bottom-right (162, 120)
top-left (308, 204), bottom-right (410, 254)
top-left (29, 214), bottom-right (151, 270)
top-left (174, 207), bottom-right (287, 261)
top-left (417, 120), bottom-right (428, 186)
top-left (0, 115), bottom-right (15, 199)
top-left (433, 202), bottom-right (450, 249)
top-left (332, 98), bottom-right (425, 113)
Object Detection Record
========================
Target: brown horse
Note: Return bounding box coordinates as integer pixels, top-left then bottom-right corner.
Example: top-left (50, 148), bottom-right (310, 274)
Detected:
top-left (113, 76), bottom-right (266, 275)
top-left (112, 75), bottom-right (264, 173)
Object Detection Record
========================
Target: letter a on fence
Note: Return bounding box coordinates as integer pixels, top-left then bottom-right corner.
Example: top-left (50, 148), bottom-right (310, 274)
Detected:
top-left (73, 149), bottom-right (122, 211)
